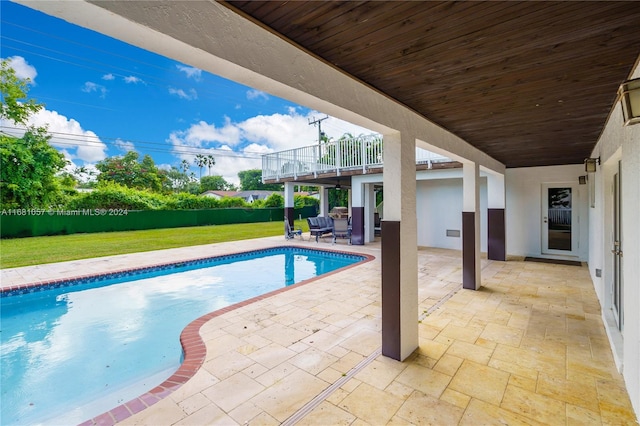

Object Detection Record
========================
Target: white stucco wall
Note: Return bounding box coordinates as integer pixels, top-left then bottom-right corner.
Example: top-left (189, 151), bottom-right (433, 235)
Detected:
top-left (416, 178), bottom-right (488, 251)
top-left (589, 60), bottom-right (640, 415)
top-left (505, 165), bottom-right (589, 260)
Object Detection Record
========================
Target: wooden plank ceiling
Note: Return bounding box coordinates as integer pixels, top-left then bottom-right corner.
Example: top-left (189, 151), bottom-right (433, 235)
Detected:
top-left (223, 1), bottom-right (640, 168)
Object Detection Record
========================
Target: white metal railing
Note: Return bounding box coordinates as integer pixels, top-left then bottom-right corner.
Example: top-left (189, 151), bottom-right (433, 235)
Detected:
top-left (548, 208), bottom-right (572, 225)
top-left (262, 134), bottom-right (452, 181)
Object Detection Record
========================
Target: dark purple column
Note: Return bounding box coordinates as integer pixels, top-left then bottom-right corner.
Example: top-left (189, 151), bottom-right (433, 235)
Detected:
top-left (351, 207), bottom-right (365, 245)
top-left (488, 208), bottom-right (506, 261)
top-left (381, 220), bottom-right (401, 360)
top-left (462, 212), bottom-right (477, 290)
top-left (284, 207), bottom-right (294, 227)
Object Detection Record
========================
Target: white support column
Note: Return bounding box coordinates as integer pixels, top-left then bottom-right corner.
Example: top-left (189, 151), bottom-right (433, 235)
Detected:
top-left (284, 181), bottom-right (295, 226)
top-left (462, 162), bottom-right (481, 290)
top-left (364, 184), bottom-right (375, 243)
top-left (382, 131), bottom-right (418, 361)
top-left (319, 186), bottom-right (329, 217)
top-left (350, 181), bottom-right (365, 245)
top-left (486, 172), bottom-right (506, 261)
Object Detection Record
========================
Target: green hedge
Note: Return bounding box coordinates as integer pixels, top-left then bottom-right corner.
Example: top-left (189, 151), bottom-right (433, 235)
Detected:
top-left (0, 206), bottom-right (317, 238)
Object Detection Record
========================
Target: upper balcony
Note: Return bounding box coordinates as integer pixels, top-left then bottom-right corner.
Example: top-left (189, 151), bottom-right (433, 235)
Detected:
top-left (261, 134), bottom-right (459, 183)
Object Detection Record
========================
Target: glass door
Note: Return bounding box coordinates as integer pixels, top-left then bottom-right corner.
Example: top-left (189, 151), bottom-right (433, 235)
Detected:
top-left (612, 163), bottom-right (623, 330)
top-left (542, 184), bottom-right (578, 256)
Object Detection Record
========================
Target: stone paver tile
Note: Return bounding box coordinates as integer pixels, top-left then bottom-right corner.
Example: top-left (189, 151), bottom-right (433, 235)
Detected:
top-left (227, 401), bottom-right (263, 425)
top-left (177, 392), bottom-right (213, 416)
top-left (394, 364), bottom-right (451, 398)
top-left (256, 323), bottom-right (310, 348)
top-left (449, 360), bottom-right (509, 406)
top-left (118, 397), bottom-right (186, 426)
top-left (479, 322), bottom-right (524, 346)
top-left (353, 358), bottom-right (406, 390)
top-left (201, 372), bottom-right (265, 412)
top-left (446, 340), bottom-right (493, 365)
top-left (338, 383), bottom-right (404, 425)
top-left (537, 372), bottom-right (599, 412)
top-left (416, 338), bottom-right (450, 361)
top-left (242, 362), bottom-right (269, 379)
top-left (179, 403), bottom-right (239, 425)
top-left (325, 388), bottom-right (350, 405)
top-left (203, 333), bottom-right (246, 359)
top-left (169, 367), bottom-right (219, 402)
top-left (395, 390), bottom-right (464, 424)
top-left (288, 346), bottom-right (339, 376)
top-left (339, 328), bottom-right (381, 356)
top-left (252, 369), bottom-right (329, 422)
top-left (433, 353), bottom-right (463, 376)
top-left (440, 388), bottom-right (471, 409)
top-left (384, 380), bottom-right (414, 400)
top-left (243, 411), bottom-right (280, 425)
top-left (330, 351), bottom-right (367, 374)
top-left (501, 384), bottom-right (566, 424)
top-left (492, 343), bottom-right (565, 376)
top-left (508, 373), bottom-right (537, 392)
top-left (439, 323), bottom-right (483, 343)
top-left (340, 377), bottom-right (362, 393)
top-left (254, 361), bottom-right (297, 387)
top-left (316, 366), bottom-right (344, 384)
top-left (299, 401), bottom-right (356, 425)
top-left (203, 349), bottom-right (254, 380)
top-left (302, 329), bottom-right (343, 351)
top-left (459, 398), bottom-right (544, 426)
top-left (566, 404), bottom-right (602, 426)
top-left (488, 357), bottom-right (539, 381)
top-left (596, 378), bottom-right (638, 424)
top-left (248, 342), bottom-right (297, 369)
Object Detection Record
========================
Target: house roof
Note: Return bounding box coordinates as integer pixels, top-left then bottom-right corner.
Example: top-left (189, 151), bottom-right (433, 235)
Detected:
top-left (223, 1), bottom-right (640, 168)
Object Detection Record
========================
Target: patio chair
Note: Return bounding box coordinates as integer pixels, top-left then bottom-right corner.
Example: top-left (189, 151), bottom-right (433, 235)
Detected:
top-left (285, 219), bottom-right (303, 240)
top-left (332, 217), bottom-right (351, 244)
top-left (307, 216), bottom-right (333, 242)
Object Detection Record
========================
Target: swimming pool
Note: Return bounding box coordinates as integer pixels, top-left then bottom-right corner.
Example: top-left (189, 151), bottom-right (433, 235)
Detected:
top-left (0, 247), bottom-right (366, 425)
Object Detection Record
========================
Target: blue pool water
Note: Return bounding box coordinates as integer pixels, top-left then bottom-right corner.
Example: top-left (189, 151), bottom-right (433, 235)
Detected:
top-left (0, 247), bottom-right (364, 425)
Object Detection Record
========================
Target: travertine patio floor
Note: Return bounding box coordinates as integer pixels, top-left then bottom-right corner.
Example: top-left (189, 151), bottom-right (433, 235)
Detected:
top-left (2, 236), bottom-right (636, 425)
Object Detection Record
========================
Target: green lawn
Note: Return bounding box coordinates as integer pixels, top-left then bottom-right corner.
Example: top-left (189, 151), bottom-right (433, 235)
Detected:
top-left (0, 220), bottom-right (309, 269)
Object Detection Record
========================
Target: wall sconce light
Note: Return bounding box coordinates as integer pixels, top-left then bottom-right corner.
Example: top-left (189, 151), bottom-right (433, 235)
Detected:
top-left (619, 77), bottom-right (640, 126)
top-left (584, 157), bottom-right (600, 173)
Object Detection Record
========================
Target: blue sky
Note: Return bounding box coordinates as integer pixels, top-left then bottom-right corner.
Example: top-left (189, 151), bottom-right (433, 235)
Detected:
top-left (0, 2), bottom-right (374, 185)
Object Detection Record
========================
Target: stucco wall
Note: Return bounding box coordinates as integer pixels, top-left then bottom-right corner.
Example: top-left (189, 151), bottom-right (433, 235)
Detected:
top-left (416, 178), bottom-right (488, 251)
top-left (505, 165), bottom-right (589, 260)
top-left (590, 60), bottom-right (640, 415)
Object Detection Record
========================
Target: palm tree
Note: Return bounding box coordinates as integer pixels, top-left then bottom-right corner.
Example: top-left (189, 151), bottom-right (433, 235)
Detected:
top-left (194, 154), bottom-right (206, 179)
top-left (206, 154), bottom-right (216, 176)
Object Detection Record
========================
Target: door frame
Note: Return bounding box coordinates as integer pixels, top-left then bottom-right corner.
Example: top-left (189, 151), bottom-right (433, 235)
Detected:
top-left (541, 182), bottom-right (579, 256)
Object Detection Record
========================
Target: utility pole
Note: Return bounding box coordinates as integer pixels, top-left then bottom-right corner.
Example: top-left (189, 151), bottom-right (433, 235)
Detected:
top-left (308, 115), bottom-right (329, 146)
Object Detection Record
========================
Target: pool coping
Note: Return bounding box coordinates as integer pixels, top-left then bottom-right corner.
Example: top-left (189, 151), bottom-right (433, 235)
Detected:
top-left (4, 244), bottom-right (374, 426)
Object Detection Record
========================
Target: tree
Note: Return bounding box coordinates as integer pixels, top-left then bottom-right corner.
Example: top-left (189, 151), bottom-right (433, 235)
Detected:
top-left (205, 154), bottom-right (215, 176)
top-left (194, 154), bottom-right (206, 179)
top-left (238, 169), bottom-right (283, 191)
top-left (200, 175), bottom-right (235, 192)
top-left (95, 151), bottom-right (166, 192)
top-left (0, 61), bottom-right (67, 208)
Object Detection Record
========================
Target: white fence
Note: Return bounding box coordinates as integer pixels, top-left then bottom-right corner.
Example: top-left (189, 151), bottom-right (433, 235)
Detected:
top-left (262, 135), bottom-right (451, 181)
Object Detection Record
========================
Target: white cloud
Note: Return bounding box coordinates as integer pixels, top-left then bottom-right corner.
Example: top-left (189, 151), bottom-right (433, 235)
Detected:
top-left (123, 75), bottom-right (143, 84)
top-left (246, 89), bottom-right (268, 101)
top-left (4, 56), bottom-right (37, 83)
top-left (102, 73), bottom-right (115, 81)
top-left (114, 138), bottom-right (135, 152)
top-left (81, 81), bottom-right (107, 98)
top-left (176, 65), bottom-right (202, 81)
top-left (168, 87), bottom-right (198, 100)
top-left (1, 108), bottom-right (108, 164)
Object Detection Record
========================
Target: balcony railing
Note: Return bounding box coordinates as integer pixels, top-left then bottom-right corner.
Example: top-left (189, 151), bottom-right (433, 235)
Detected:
top-left (262, 134), bottom-right (451, 181)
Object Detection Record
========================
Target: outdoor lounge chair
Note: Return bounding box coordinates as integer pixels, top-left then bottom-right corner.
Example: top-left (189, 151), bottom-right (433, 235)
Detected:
top-left (332, 217), bottom-right (351, 244)
top-left (285, 219), bottom-right (303, 240)
top-left (307, 216), bottom-right (333, 242)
